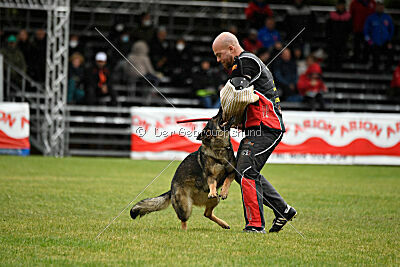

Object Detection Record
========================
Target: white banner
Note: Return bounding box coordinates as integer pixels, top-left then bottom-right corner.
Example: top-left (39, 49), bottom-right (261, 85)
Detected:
top-left (0, 102), bottom-right (30, 155)
top-left (130, 107), bottom-right (400, 165)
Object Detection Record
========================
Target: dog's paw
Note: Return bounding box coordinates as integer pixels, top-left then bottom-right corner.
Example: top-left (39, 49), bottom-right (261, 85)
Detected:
top-left (222, 224), bottom-right (230, 229)
top-left (219, 193), bottom-right (228, 200)
top-left (208, 192), bottom-right (218, 199)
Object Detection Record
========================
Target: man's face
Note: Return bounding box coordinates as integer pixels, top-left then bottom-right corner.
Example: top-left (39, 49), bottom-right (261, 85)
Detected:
top-left (96, 60), bottom-right (106, 68)
top-left (376, 3), bottom-right (384, 13)
top-left (213, 43), bottom-right (234, 70)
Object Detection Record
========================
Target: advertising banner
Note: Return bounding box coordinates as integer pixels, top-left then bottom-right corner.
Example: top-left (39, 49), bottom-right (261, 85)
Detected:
top-left (131, 107), bottom-right (400, 165)
top-left (0, 103), bottom-right (30, 156)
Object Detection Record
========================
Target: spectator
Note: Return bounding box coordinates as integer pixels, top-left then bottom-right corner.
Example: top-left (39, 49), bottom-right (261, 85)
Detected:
top-left (169, 38), bottom-right (194, 87)
top-left (150, 27), bottom-right (172, 74)
top-left (69, 34), bottom-right (84, 56)
top-left (245, 0), bottom-right (273, 29)
top-left (258, 17), bottom-right (281, 50)
top-left (124, 41), bottom-right (159, 86)
top-left (134, 12), bottom-right (155, 45)
top-left (31, 29), bottom-right (46, 82)
top-left (67, 52), bottom-right (85, 104)
top-left (109, 30), bottom-right (132, 69)
top-left (243, 29), bottom-right (263, 54)
top-left (192, 60), bottom-right (220, 108)
top-left (0, 35), bottom-right (26, 72)
top-left (109, 21), bottom-right (126, 44)
top-left (297, 62), bottom-right (327, 110)
top-left (364, 0), bottom-right (394, 72)
top-left (273, 49), bottom-right (301, 102)
top-left (293, 46), bottom-right (307, 75)
top-left (285, 0), bottom-right (315, 56)
top-left (326, 0), bottom-right (352, 70)
top-left (85, 52), bottom-right (117, 106)
top-left (17, 30), bottom-right (31, 73)
top-left (389, 62), bottom-right (400, 103)
top-left (257, 47), bottom-right (271, 65)
top-left (350, 0), bottom-right (376, 62)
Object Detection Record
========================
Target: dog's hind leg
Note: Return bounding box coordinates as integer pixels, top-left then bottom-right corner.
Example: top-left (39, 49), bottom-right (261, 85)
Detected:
top-left (204, 198), bottom-right (230, 229)
top-left (171, 188), bottom-right (193, 231)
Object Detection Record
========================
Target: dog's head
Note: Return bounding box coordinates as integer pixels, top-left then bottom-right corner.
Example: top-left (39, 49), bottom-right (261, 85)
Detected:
top-left (196, 109), bottom-right (235, 147)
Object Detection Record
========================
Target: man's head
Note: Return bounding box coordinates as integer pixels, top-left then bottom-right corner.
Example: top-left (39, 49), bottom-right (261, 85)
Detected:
top-left (376, 0), bottom-right (384, 13)
top-left (212, 32), bottom-right (243, 70)
top-left (18, 29), bottom-right (28, 42)
top-left (7, 35), bottom-right (17, 48)
top-left (157, 27), bottom-right (167, 41)
top-left (265, 17), bottom-right (275, 30)
top-left (95, 52), bottom-right (107, 68)
top-left (281, 49), bottom-right (291, 62)
top-left (35, 29), bottom-right (46, 40)
top-left (248, 29), bottom-right (258, 41)
top-left (336, 0), bottom-right (346, 12)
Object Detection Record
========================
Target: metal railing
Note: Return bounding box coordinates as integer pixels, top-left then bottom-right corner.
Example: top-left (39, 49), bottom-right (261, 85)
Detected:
top-left (2, 55), bottom-right (45, 153)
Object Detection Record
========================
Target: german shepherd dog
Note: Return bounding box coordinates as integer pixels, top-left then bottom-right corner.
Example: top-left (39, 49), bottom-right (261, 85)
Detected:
top-left (130, 110), bottom-right (236, 230)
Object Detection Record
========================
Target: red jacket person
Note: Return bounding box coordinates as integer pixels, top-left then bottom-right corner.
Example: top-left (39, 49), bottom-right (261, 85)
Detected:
top-left (212, 32), bottom-right (297, 233)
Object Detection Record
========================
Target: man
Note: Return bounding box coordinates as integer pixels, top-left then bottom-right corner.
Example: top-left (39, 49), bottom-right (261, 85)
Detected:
top-left (85, 52), bottom-right (117, 106)
top-left (212, 32), bottom-right (296, 233)
top-left (350, 0), bottom-right (376, 62)
top-left (273, 48), bottom-right (300, 102)
top-left (363, 0), bottom-right (394, 72)
top-left (326, 0), bottom-right (352, 70)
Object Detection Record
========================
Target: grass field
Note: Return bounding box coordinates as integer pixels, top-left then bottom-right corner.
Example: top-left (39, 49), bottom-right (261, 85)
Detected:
top-left (0, 156), bottom-right (399, 266)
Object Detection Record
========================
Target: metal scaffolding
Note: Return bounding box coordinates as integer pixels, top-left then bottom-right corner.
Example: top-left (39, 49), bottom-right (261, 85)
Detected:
top-left (0, 0), bottom-right (70, 157)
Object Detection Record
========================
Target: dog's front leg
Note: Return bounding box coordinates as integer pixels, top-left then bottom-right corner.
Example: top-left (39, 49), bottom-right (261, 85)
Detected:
top-left (207, 177), bottom-right (218, 199)
top-left (219, 172), bottom-right (235, 200)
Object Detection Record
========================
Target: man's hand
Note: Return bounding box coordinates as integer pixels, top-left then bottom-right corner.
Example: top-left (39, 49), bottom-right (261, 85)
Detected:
top-left (101, 84), bottom-right (108, 94)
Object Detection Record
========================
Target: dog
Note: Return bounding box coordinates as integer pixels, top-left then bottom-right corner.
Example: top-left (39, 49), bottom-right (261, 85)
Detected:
top-left (130, 110), bottom-right (236, 230)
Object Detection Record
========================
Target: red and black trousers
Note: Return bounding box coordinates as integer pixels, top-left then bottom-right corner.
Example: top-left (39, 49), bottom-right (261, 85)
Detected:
top-left (236, 127), bottom-right (288, 230)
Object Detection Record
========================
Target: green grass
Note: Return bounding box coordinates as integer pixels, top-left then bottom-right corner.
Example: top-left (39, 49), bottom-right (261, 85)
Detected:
top-left (0, 156), bottom-right (399, 266)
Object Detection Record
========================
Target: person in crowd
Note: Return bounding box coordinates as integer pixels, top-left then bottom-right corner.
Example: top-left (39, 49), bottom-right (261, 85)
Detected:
top-left (350, 0), bottom-right (376, 63)
top-left (31, 28), bottom-right (46, 82)
top-left (192, 59), bottom-right (221, 108)
top-left (69, 34), bottom-right (84, 56)
top-left (150, 26), bottom-right (172, 75)
top-left (245, 0), bottom-right (273, 29)
top-left (297, 61), bottom-right (327, 110)
top-left (257, 47), bottom-right (271, 65)
top-left (108, 21), bottom-right (126, 44)
top-left (134, 12), bottom-right (155, 45)
top-left (258, 17), bottom-right (281, 50)
top-left (326, 0), bottom-right (352, 70)
top-left (389, 61), bottom-right (400, 103)
top-left (0, 35), bottom-right (27, 74)
top-left (17, 29), bottom-right (31, 74)
top-left (242, 28), bottom-right (263, 54)
top-left (284, 0), bottom-right (315, 57)
top-left (273, 49), bottom-right (301, 102)
top-left (169, 38), bottom-right (194, 87)
top-left (67, 52), bottom-right (85, 104)
top-left (293, 46), bottom-right (307, 75)
top-left (364, 0), bottom-right (394, 72)
top-left (85, 52), bottom-right (117, 106)
top-left (124, 40), bottom-right (159, 86)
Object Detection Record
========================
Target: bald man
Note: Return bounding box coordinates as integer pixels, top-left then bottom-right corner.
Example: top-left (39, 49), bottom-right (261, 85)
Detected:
top-left (212, 32), bottom-right (297, 233)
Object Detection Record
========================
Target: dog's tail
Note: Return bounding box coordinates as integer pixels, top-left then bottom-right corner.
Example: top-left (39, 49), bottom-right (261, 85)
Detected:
top-left (130, 191), bottom-right (171, 219)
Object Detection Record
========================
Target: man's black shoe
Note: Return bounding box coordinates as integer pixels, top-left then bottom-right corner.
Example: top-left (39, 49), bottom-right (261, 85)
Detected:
top-left (269, 205), bottom-right (297, 233)
top-left (243, 227), bottom-right (266, 234)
